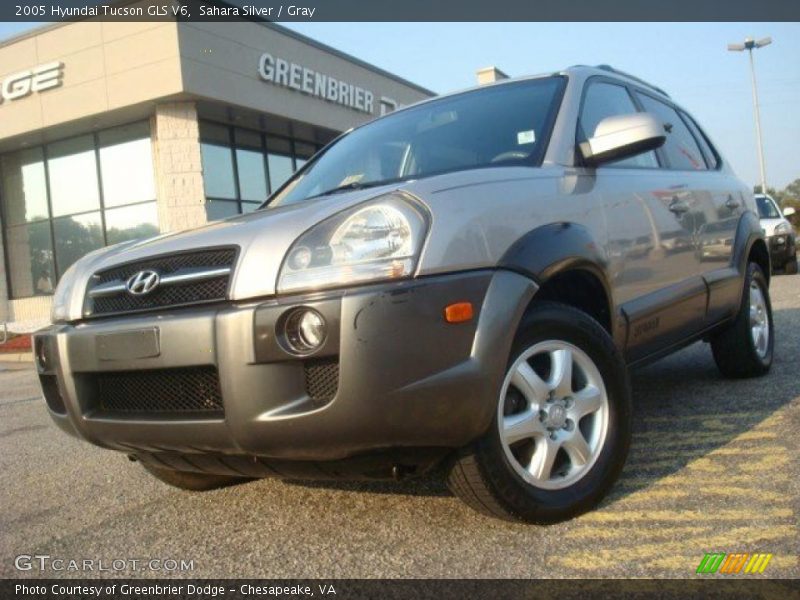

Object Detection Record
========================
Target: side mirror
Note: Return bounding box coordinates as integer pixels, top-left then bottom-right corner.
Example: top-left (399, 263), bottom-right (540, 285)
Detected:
top-left (581, 113), bottom-right (666, 167)
top-left (783, 206), bottom-right (796, 217)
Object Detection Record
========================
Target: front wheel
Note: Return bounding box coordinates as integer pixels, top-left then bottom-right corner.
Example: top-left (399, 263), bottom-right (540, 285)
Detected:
top-left (710, 262), bottom-right (773, 378)
top-left (447, 302), bottom-right (631, 523)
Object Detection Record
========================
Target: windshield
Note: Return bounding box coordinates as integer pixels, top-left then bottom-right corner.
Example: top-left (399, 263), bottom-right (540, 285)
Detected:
top-left (756, 195), bottom-right (780, 219)
top-left (269, 76), bottom-right (565, 206)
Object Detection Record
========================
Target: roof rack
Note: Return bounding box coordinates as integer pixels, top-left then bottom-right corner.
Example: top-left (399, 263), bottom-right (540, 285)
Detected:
top-left (594, 65), bottom-right (670, 98)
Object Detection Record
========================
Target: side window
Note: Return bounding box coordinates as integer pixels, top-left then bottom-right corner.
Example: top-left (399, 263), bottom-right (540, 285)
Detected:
top-left (636, 93), bottom-right (706, 170)
top-left (679, 110), bottom-right (719, 169)
top-left (578, 81), bottom-right (659, 168)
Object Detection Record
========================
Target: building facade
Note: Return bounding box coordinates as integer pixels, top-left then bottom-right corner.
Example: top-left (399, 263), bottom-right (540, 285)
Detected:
top-left (0, 17), bottom-right (433, 328)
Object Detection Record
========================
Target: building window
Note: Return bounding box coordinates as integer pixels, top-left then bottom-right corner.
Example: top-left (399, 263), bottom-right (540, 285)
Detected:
top-left (236, 149), bottom-right (268, 202)
top-left (200, 143), bottom-right (237, 199)
top-left (0, 121), bottom-right (159, 299)
top-left (99, 123), bottom-right (158, 207)
top-left (266, 137), bottom-right (294, 194)
top-left (48, 135), bottom-right (101, 217)
top-left (199, 121), bottom-right (322, 221)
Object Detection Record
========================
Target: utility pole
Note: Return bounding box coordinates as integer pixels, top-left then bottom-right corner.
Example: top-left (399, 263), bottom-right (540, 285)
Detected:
top-left (728, 36), bottom-right (771, 195)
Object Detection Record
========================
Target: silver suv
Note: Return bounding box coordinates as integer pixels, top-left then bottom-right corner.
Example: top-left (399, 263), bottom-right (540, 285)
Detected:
top-left (755, 193), bottom-right (797, 274)
top-left (34, 65), bottom-right (772, 523)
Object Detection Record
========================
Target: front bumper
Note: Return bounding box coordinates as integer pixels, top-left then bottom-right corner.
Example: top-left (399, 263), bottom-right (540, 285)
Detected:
top-left (34, 270), bottom-right (536, 474)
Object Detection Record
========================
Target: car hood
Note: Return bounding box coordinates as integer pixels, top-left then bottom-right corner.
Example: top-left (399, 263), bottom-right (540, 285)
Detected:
top-left (60, 182), bottom-right (408, 320)
top-left (760, 217), bottom-right (788, 237)
top-left (59, 165), bottom-right (561, 321)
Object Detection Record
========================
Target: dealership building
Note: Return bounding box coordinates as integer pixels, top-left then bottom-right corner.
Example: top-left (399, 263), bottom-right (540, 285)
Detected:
top-left (0, 15), bottom-right (433, 331)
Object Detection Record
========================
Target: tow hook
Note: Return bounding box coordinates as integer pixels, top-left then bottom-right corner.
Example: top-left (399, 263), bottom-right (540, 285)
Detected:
top-left (391, 464), bottom-right (415, 480)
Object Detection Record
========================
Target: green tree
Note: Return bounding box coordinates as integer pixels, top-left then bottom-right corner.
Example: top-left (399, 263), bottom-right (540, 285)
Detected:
top-left (782, 179), bottom-right (800, 210)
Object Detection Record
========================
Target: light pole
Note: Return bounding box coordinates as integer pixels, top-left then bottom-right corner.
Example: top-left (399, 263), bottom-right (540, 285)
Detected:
top-left (728, 36), bottom-right (771, 195)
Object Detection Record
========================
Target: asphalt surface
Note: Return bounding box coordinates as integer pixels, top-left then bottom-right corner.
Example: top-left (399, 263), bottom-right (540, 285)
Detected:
top-left (1, 275), bottom-right (798, 580)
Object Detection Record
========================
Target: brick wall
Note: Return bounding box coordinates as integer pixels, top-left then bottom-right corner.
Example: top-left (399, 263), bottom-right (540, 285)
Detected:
top-left (150, 102), bottom-right (208, 233)
top-left (8, 296), bottom-right (51, 327)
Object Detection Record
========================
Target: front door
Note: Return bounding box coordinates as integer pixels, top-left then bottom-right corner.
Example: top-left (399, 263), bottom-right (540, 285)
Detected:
top-left (577, 78), bottom-right (711, 362)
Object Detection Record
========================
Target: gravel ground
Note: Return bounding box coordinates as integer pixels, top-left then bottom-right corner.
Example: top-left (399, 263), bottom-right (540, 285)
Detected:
top-left (1, 274), bottom-right (797, 579)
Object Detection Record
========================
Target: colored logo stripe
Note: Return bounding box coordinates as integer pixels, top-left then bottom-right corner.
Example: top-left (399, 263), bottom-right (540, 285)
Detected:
top-left (697, 553), bottom-right (726, 573)
top-left (697, 553), bottom-right (773, 574)
top-left (744, 553), bottom-right (773, 574)
top-left (720, 553), bottom-right (749, 573)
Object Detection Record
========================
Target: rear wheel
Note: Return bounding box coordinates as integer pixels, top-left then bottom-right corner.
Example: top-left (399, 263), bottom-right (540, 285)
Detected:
top-left (710, 262), bottom-right (773, 378)
top-left (141, 462), bottom-right (252, 491)
top-left (447, 302), bottom-right (631, 523)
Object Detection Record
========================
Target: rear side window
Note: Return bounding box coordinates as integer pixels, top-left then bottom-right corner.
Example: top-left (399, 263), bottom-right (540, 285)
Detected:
top-left (679, 110), bottom-right (719, 169)
top-left (636, 93), bottom-right (706, 170)
top-left (578, 82), bottom-right (658, 168)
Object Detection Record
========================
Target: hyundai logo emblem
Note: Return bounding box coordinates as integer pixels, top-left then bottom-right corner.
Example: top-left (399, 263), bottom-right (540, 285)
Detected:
top-left (126, 270), bottom-right (160, 296)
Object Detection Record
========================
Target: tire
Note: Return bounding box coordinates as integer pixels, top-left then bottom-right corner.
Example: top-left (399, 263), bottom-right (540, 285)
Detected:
top-left (141, 462), bottom-right (252, 491)
top-left (785, 254), bottom-right (798, 275)
top-left (447, 301), bottom-right (632, 524)
top-left (710, 262), bottom-right (773, 378)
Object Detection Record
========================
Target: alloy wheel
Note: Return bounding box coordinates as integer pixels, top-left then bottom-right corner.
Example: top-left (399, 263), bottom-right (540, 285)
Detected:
top-left (749, 281), bottom-right (770, 359)
top-left (497, 341), bottom-right (610, 490)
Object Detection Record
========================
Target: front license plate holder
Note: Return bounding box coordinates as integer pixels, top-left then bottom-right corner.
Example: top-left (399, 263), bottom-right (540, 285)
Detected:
top-left (96, 328), bottom-right (160, 361)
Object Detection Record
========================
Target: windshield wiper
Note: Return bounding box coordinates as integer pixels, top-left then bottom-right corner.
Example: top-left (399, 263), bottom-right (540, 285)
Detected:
top-left (315, 179), bottom-right (391, 198)
top-left (271, 176), bottom-right (410, 207)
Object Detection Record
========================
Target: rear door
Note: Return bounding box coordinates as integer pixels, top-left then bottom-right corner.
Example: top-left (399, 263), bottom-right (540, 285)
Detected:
top-left (617, 91), bottom-right (719, 360)
top-left (680, 109), bottom-right (741, 265)
top-left (635, 92), bottom-right (743, 324)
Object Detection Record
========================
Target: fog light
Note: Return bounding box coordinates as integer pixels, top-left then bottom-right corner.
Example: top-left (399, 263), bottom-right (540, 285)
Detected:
top-left (299, 311), bottom-right (325, 347)
top-left (284, 308), bottom-right (327, 354)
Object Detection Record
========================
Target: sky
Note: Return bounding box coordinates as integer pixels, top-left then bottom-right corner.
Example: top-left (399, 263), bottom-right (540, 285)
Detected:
top-left (1, 21), bottom-right (798, 189)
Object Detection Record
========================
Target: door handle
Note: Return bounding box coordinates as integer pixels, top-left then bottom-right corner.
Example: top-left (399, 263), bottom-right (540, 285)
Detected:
top-left (668, 198), bottom-right (690, 214)
top-left (725, 197), bottom-right (740, 210)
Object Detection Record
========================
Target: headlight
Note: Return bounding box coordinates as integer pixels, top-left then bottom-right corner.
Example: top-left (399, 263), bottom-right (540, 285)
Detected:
top-left (775, 221), bottom-right (791, 234)
top-left (278, 193), bottom-right (430, 294)
top-left (50, 263), bottom-right (79, 323)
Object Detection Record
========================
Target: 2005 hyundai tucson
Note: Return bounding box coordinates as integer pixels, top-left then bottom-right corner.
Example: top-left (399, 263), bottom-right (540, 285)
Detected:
top-left (35, 65), bottom-right (773, 523)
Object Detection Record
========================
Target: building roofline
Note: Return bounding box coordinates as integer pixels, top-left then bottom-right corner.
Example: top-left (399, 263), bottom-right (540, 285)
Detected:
top-left (0, 22), bottom-right (62, 49)
top-left (0, 1), bottom-right (436, 97)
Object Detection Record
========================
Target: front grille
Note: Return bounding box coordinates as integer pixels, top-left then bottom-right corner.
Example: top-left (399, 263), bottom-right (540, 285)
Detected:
top-left (86, 248), bottom-right (237, 317)
top-left (39, 374), bottom-right (66, 414)
top-left (93, 366), bottom-right (224, 418)
top-left (92, 276), bottom-right (229, 315)
top-left (304, 358), bottom-right (339, 404)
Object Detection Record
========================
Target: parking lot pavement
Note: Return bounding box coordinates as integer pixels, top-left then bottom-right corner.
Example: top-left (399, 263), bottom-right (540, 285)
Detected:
top-left (1, 275), bottom-right (797, 580)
